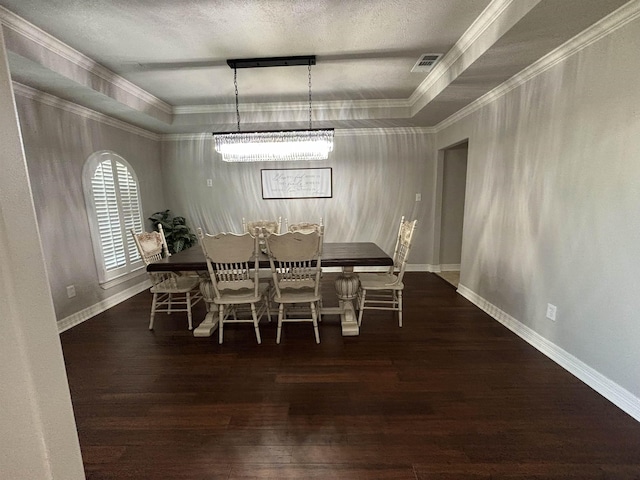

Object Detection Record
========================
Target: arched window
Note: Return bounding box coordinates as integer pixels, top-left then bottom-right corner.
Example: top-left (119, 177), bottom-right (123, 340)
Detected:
top-left (83, 151), bottom-right (144, 287)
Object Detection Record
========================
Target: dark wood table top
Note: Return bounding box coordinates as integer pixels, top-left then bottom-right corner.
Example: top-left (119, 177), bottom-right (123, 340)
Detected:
top-left (147, 242), bottom-right (393, 272)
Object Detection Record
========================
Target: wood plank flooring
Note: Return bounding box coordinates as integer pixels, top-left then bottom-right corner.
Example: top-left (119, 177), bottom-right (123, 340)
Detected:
top-left (60, 272), bottom-right (640, 479)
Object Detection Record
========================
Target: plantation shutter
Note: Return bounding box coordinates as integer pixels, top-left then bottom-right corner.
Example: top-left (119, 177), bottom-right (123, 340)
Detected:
top-left (116, 160), bottom-right (143, 263)
top-left (88, 155), bottom-right (144, 280)
top-left (92, 159), bottom-right (126, 271)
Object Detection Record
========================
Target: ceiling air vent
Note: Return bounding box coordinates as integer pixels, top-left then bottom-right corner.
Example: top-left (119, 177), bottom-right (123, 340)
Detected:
top-left (411, 54), bottom-right (442, 73)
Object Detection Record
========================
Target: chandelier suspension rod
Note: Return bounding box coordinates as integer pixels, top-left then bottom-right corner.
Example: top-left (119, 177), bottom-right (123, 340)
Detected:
top-left (308, 60), bottom-right (312, 130)
top-left (234, 67), bottom-right (240, 132)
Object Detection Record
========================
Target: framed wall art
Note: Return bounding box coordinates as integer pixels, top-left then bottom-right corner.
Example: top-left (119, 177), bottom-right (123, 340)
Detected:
top-left (261, 168), bottom-right (332, 199)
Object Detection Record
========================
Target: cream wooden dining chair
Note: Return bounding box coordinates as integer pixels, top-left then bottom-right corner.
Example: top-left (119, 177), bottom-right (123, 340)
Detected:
top-left (283, 220), bottom-right (325, 317)
top-left (357, 217), bottom-right (417, 328)
top-left (131, 224), bottom-right (203, 331)
top-left (265, 230), bottom-right (323, 344)
top-left (242, 217), bottom-right (282, 252)
top-left (284, 217), bottom-right (323, 234)
top-left (242, 217), bottom-right (282, 235)
top-left (198, 229), bottom-right (270, 344)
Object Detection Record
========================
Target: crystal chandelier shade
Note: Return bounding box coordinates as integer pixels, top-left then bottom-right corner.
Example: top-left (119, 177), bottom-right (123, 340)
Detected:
top-left (212, 55), bottom-right (334, 163)
top-left (214, 129), bottom-right (334, 162)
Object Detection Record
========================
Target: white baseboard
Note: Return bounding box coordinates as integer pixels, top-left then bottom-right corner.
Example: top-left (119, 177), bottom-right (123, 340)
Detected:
top-left (428, 263), bottom-right (460, 273)
top-left (322, 264), bottom-right (435, 273)
top-left (407, 263), bottom-right (438, 272)
top-left (457, 284), bottom-right (640, 423)
top-left (57, 279), bottom-right (151, 333)
top-left (440, 263), bottom-right (460, 271)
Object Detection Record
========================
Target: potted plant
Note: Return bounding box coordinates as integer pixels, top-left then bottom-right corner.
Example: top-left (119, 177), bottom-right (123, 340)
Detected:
top-left (148, 209), bottom-right (197, 254)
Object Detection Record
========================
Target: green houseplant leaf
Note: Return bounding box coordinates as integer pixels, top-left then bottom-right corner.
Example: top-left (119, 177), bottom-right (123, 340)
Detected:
top-left (148, 209), bottom-right (197, 254)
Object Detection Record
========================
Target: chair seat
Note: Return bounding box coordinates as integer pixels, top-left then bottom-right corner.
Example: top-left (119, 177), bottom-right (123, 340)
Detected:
top-left (214, 283), bottom-right (270, 305)
top-left (272, 287), bottom-right (321, 304)
top-left (150, 275), bottom-right (201, 293)
top-left (358, 272), bottom-right (403, 290)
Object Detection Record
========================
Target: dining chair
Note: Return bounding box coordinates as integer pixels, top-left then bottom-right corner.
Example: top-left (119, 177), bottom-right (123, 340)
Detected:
top-left (283, 221), bottom-right (325, 315)
top-left (242, 217), bottom-right (282, 235)
top-left (357, 217), bottom-right (417, 328)
top-left (265, 230), bottom-right (323, 344)
top-left (131, 224), bottom-right (203, 330)
top-left (242, 217), bottom-right (282, 252)
top-left (198, 228), bottom-right (270, 344)
top-left (284, 217), bottom-right (323, 234)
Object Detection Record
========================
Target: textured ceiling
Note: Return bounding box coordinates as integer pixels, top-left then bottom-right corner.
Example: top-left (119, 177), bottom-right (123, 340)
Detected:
top-left (0, 0), bottom-right (631, 134)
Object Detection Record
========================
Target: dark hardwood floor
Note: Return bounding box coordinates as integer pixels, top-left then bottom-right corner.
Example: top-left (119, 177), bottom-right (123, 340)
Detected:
top-left (60, 272), bottom-right (640, 479)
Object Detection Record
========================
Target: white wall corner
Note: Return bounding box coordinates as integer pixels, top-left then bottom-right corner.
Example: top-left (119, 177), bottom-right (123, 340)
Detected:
top-left (456, 284), bottom-right (640, 423)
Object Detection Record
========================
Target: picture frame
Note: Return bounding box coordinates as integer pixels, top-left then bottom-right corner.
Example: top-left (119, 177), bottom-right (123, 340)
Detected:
top-left (261, 167), bottom-right (332, 199)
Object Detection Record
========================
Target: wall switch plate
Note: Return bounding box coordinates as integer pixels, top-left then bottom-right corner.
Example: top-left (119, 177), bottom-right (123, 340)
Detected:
top-left (546, 303), bottom-right (557, 321)
top-left (206, 179), bottom-right (213, 187)
top-left (415, 193), bottom-right (421, 201)
top-left (66, 285), bottom-right (76, 298)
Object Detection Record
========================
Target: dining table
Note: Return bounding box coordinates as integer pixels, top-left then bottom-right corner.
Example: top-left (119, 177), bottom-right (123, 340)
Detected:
top-left (147, 242), bottom-right (393, 337)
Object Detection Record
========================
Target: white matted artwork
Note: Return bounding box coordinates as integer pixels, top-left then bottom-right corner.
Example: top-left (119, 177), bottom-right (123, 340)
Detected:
top-left (261, 168), bottom-right (332, 199)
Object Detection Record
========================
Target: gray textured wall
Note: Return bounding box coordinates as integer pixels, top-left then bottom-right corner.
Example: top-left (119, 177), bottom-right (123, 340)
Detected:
top-left (437, 17), bottom-right (640, 399)
top-left (160, 130), bottom-right (435, 266)
top-left (15, 96), bottom-right (165, 320)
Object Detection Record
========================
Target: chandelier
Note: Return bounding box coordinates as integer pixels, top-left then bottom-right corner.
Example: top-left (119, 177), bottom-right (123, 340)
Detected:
top-left (213, 56), bottom-right (334, 162)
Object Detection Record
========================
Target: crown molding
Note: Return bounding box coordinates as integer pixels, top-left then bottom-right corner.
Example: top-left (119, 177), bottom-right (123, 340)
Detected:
top-left (12, 82), bottom-right (161, 141)
top-left (409, 0), bottom-right (523, 105)
top-left (338, 126), bottom-right (434, 136)
top-left (434, 0), bottom-right (640, 132)
top-left (0, 5), bottom-right (172, 116)
top-left (173, 98), bottom-right (411, 115)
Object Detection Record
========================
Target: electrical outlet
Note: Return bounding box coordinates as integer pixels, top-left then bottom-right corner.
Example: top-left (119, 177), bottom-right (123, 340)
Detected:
top-left (415, 193), bottom-right (422, 201)
top-left (66, 285), bottom-right (76, 298)
top-left (206, 179), bottom-right (213, 187)
top-left (546, 303), bottom-right (557, 321)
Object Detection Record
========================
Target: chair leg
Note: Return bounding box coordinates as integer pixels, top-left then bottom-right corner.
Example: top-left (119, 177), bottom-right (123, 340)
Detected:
top-left (167, 293), bottom-right (172, 314)
top-left (357, 289), bottom-right (366, 326)
top-left (265, 296), bottom-right (272, 322)
top-left (276, 304), bottom-right (284, 344)
top-left (149, 292), bottom-right (158, 330)
top-left (250, 303), bottom-right (262, 344)
top-left (186, 292), bottom-right (193, 330)
top-left (311, 302), bottom-right (320, 344)
top-left (398, 290), bottom-right (403, 328)
top-left (218, 305), bottom-right (225, 344)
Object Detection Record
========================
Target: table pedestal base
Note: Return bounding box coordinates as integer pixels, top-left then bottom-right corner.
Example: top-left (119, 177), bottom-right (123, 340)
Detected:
top-left (193, 270), bottom-right (362, 337)
top-left (333, 267), bottom-right (360, 336)
top-left (193, 310), bottom-right (219, 337)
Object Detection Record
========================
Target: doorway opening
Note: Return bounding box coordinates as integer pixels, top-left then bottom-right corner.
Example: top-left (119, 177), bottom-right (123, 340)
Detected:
top-left (435, 140), bottom-right (468, 288)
